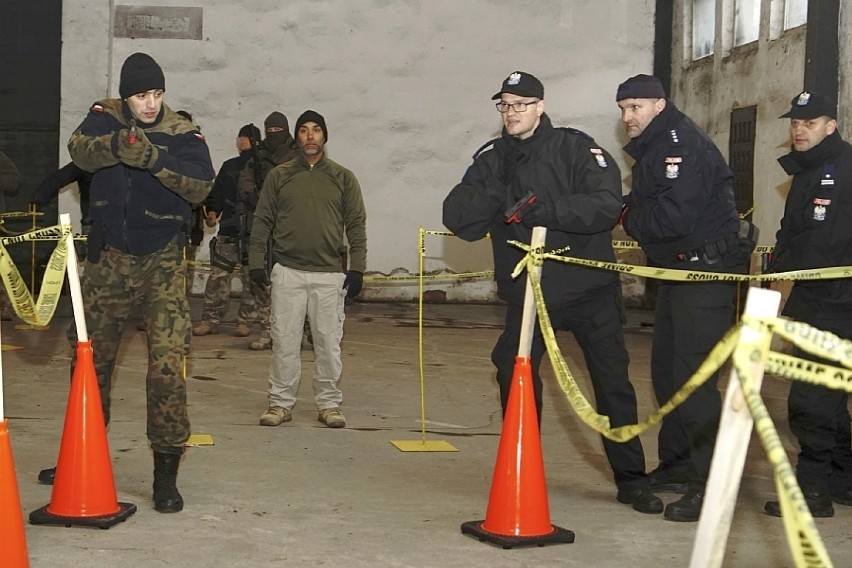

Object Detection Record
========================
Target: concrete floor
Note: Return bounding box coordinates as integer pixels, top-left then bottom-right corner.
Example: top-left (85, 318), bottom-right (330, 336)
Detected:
top-left (2, 297), bottom-right (851, 568)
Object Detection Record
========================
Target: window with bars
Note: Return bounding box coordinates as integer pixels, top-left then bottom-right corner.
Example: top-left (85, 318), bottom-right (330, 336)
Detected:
top-left (729, 106), bottom-right (756, 214)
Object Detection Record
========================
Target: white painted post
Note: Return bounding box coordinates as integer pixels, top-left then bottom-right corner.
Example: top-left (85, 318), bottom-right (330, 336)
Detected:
top-left (689, 286), bottom-right (781, 568)
top-left (517, 227), bottom-right (547, 357)
top-left (61, 213), bottom-right (88, 343)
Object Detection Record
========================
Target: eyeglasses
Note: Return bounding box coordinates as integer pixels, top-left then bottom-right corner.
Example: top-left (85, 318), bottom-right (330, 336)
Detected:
top-left (495, 100), bottom-right (539, 113)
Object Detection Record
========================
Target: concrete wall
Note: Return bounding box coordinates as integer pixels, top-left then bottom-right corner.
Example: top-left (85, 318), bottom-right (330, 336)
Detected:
top-left (670, 0), bottom-right (848, 248)
top-left (58, 0), bottom-right (657, 301)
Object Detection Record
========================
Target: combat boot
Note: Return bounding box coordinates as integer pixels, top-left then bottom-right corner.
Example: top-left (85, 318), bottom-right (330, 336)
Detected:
top-left (249, 332), bottom-right (272, 350)
top-left (153, 452), bottom-right (184, 513)
top-left (234, 322), bottom-right (251, 337)
top-left (192, 321), bottom-right (219, 336)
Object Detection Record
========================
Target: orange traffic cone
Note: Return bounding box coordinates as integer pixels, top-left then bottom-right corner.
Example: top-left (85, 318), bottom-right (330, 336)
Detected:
top-left (461, 356), bottom-right (574, 548)
top-left (29, 341), bottom-right (136, 528)
top-left (0, 419), bottom-right (30, 566)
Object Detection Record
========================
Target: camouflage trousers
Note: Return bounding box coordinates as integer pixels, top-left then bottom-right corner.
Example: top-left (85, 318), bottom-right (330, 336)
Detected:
top-left (201, 236), bottom-right (270, 330)
top-left (66, 237), bottom-right (190, 455)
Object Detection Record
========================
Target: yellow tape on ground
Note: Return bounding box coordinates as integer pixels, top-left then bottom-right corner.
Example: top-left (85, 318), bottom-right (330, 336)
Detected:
top-left (0, 223), bottom-right (72, 326)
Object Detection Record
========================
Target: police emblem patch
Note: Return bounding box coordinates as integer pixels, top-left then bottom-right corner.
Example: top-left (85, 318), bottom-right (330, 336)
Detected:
top-left (664, 156), bottom-right (682, 179)
top-left (813, 204), bottom-right (826, 221)
top-left (508, 72), bottom-right (522, 85)
top-left (797, 92), bottom-right (811, 106)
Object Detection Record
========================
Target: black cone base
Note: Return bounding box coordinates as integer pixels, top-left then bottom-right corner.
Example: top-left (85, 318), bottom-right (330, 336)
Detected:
top-left (29, 502), bottom-right (137, 529)
top-left (461, 520), bottom-right (575, 549)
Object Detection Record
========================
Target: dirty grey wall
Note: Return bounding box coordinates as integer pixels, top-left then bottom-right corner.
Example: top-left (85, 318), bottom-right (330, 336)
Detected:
top-left (670, 0), bottom-right (849, 247)
top-left (59, 0), bottom-right (656, 301)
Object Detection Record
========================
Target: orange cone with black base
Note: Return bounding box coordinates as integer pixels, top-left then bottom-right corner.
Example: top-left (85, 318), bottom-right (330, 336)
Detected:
top-left (0, 420), bottom-right (29, 566)
top-left (29, 341), bottom-right (136, 528)
top-left (461, 356), bottom-right (574, 548)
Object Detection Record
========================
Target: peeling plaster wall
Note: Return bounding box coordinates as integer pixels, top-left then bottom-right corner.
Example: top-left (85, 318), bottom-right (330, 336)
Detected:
top-left (59, 0), bottom-right (656, 302)
top-left (669, 1), bottom-right (848, 250)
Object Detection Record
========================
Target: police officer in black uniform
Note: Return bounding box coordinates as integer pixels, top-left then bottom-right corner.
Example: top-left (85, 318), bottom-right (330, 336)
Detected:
top-left (444, 71), bottom-right (660, 515)
top-left (616, 74), bottom-right (753, 522)
top-left (764, 91), bottom-right (852, 518)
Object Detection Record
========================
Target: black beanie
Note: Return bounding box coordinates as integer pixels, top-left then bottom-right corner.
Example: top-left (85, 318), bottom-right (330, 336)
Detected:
top-left (119, 53), bottom-right (165, 99)
top-left (264, 111), bottom-right (289, 133)
top-left (616, 74), bottom-right (666, 101)
top-left (295, 110), bottom-right (328, 141)
top-left (238, 124), bottom-right (261, 140)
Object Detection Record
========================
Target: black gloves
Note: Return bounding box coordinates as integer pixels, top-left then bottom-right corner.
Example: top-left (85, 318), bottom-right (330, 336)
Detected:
top-left (115, 127), bottom-right (158, 169)
top-left (343, 270), bottom-right (363, 298)
top-left (522, 199), bottom-right (551, 228)
top-left (249, 268), bottom-right (270, 286)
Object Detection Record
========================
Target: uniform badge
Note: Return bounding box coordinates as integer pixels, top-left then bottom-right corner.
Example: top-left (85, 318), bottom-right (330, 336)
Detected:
top-left (194, 132), bottom-right (206, 141)
top-left (669, 130), bottom-right (680, 143)
top-left (813, 204), bottom-right (826, 221)
top-left (590, 148), bottom-right (607, 168)
top-left (797, 92), bottom-right (811, 106)
top-left (814, 198), bottom-right (831, 206)
top-left (507, 72), bottom-right (522, 85)
top-left (664, 156), bottom-right (682, 179)
top-left (91, 104), bottom-right (104, 112)
top-left (821, 174), bottom-right (835, 186)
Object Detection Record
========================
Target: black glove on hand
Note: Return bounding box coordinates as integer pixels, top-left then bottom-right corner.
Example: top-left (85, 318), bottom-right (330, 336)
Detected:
top-left (522, 199), bottom-right (551, 228)
top-left (115, 128), bottom-right (158, 169)
top-left (343, 270), bottom-right (363, 299)
top-left (249, 268), bottom-right (270, 286)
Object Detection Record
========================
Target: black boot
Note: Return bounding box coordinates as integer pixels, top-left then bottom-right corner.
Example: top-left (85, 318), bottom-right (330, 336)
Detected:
top-left (664, 487), bottom-right (704, 522)
top-left (765, 490), bottom-right (833, 518)
top-left (37, 466), bottom-right (56, 485)
top-left (153, 452), bottom-right (184, 513)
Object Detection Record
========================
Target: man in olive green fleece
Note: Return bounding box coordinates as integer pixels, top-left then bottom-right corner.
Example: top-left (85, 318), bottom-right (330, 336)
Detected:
top-left (248, 110), bottom-right (367, 429)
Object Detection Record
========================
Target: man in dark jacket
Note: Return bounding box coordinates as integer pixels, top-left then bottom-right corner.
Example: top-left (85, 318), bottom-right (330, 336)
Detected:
top-left (764, 91), bottom-right (852, 519)
top-left (193, 123), bottom-right (261, 337)
top-left (616, 74), bottom-right (752, 522)
top-left (443, 71), bottom-right (660, 515)
top-left (39, 52), bottom-right (214, 514)
top-left (236, 112), bottom-right (298, 350)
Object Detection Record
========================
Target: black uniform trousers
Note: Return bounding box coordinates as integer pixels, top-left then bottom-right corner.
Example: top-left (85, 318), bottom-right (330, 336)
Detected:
top-left (784, 310), bottom-right (852, 495)
top-left (490, 283), bottom-right (648, 491)
top-left (650, 277), bottom-right (738, 488)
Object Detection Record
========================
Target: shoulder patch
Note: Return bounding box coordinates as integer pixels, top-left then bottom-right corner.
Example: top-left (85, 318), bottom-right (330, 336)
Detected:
top-left (590, 148), bottom-right (608, 168)
top-left (664, 156), bottom-right (682, 179)
top-left (194, 132), bottom-right (206, 141)
top-left (91, 104), bottom-right (104, 112)
top-left (669, 129), bottom-right (681, 144)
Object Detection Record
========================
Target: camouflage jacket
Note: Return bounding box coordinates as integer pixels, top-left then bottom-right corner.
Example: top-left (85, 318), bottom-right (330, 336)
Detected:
top-left (67, 99), bottom-right (214, 255)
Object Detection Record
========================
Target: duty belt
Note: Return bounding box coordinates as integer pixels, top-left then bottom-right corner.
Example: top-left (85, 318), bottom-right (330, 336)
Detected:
top-left (676, 232), bottom-right (740, 265)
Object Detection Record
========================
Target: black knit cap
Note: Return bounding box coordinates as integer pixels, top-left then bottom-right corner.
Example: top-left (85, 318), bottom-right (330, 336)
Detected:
top-left (295, 110), bottom-right (328, 141)
top-left (264, 111), bottom-right (289, 133)
top-left (616, 74), bottom-right (666, 101)
top-left (491, 71), bottom-right (544, 100)
top-left (780, 91), bottom-right (837, 119)
top-left (238, 124), bottom-right (261, 140)
top-left (119, 53), bottom-right (165, 99)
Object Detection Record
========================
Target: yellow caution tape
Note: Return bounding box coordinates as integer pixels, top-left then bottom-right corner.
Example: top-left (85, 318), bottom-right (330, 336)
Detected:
top-left (0, 223), bottom-right (73, 326)
top-left (521, 251), bottom-right (740, 442)
top-left (734, 338), bottom-right (833, 567)
top-left (509, 240), bottom-right (852, 284)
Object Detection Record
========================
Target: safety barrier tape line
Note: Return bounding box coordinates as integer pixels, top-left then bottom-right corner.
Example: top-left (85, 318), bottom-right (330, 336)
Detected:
top-left (518, 250), bottom-right (833, 567)
top-left (508, 239), bottom-right (852, 283)
top-left (735, 349), bottom-right (833, 567)
top-left (0, 223), bottom-right (72, 327)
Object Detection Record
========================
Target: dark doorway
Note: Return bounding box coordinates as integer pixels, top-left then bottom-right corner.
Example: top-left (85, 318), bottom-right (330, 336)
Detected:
top-left (0, 0), bottom-right (62, 292)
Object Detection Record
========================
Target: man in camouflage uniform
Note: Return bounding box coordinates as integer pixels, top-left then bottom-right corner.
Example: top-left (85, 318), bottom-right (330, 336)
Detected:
top-left (236, 112), bottom-right (298, 350)
top-left (193, 123), bottom-right (261, 337)
top-left (39, 52), bottom-right (214, 514)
